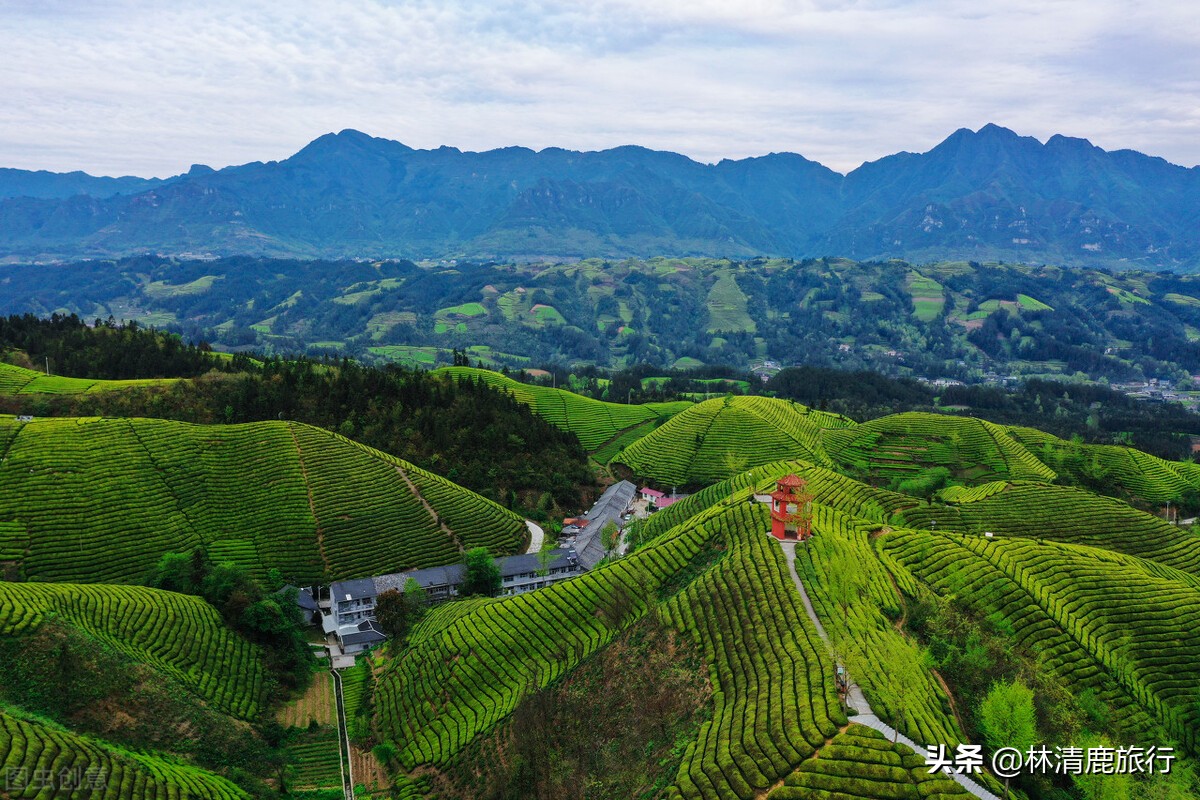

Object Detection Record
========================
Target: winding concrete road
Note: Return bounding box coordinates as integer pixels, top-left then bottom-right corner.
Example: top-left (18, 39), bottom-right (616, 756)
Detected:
top-left (524, 519), bottom-right (544, 554)
top-left (777, 540), bottom-right (999, 800)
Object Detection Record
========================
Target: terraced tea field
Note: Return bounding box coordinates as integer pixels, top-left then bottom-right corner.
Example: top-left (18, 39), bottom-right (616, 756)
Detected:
top-left (660, 500), bottom-right (842, 800)
top-left (437, 366), bottom-right (690, 451)
top-left (883, 530), bottom-right (1167, 750)
top-left (884, 530), bottom-right (1200, 752)
top-left (375, 515), bottom-right (715, 769)
top-left (0, 708), bottom-right (250, 799)
top-left (898, 481), bottom-right (1200, 576)
top-left (0, 581), bottom-right (267, 718)
top-left (767, 725), bottom-right (971, 800)
top-left (704, 270), bottom-right (756, 333)
top-left (797, 505), bottom-right (962, 747)
top-left (0, 416), bottom-right (525, 584)
top-left (0, 362), bottom-right (179, 395)
top-left (7, 346), bottom-right (1200, 800)
top-left (822, 413), bottom-right (1056, 485)
top-left (616, 396), bottom-right (853, 486)
top-left (285, 727), bottom-right (343, 792)
top-left (1007, 425), bottom-right (1200, 504)
top-left (638, 459), bottom-right (915, 544)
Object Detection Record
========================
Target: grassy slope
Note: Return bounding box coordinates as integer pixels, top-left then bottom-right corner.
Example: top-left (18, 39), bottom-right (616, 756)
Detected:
top-left (0, 416), bottom-right (525, 585)
top-left (436, 366), bottom-right (691, 451)
top-left (0, 361), bottom-right (179, 394)
top-left (615, 396), bottom-right (854, 487)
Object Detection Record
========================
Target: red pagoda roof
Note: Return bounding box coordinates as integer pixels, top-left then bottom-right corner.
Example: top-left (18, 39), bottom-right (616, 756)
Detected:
top-left (776, 474), bottom-right (804, 488)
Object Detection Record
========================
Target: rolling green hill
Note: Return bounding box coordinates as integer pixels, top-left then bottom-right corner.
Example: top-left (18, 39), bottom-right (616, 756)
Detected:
top-left (1007, 424), bottom-right (1200, 505)
top-left (0, 361), bottom-right (179, 395)
top-left (378, 442), bottom-right (1200, 797)
top-left (0, 415), bottom-right (526, 584)
top-left (4, 320), bottom-right (1200, 799)
top-left (437, 366), bottom-right (691, 453)
top-left (375, 466), bottom-right (1003, 799)
top-left (375, 492), bottom-right (863, 799)
top-left (634, 459), bottom-right (916, 544)
top-left (0, 579), bottom-right (282, 799)
top-left (0, 706), bottom-right (250, 800)
top-left (0, 582), bottom-right (266, 719)
top-left (614, 396), bottom-right (853, 486)
top-left (821, 412), bottom-right (1057, 486)
top-left (898, 481), bottom-right (1200, 575)
top-left (616, 403), bottom-right (1059, 490)
top-left (884, 530), bottom-right (1200, 753)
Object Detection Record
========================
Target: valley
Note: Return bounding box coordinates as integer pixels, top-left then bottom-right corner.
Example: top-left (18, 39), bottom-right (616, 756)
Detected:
top-left (1, 316), bottom-right (1198, 798)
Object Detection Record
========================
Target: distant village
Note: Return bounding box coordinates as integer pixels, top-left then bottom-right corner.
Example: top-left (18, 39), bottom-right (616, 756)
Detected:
top-left (751, 356), bottom-right (1200, 411)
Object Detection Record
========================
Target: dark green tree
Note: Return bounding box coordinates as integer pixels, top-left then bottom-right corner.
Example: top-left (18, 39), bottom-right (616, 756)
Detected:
top-left (375, 579), bottom-right (428, 644)
top-left (461, 547), bottom-right (502, 597)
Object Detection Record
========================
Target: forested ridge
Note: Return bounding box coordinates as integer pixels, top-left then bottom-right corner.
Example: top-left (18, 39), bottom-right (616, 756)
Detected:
top-left (0, 315), bottom-right (593, 509)
top-left (8, 257), bottom-right (1200, 393)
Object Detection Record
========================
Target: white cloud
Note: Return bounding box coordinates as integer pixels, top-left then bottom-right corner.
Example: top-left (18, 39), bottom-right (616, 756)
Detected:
top-left (0, 0), bottom-right (1196, 176)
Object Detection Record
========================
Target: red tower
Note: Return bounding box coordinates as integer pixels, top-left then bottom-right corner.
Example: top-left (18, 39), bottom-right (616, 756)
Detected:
top-left (770, 474), bottom-right (814, 541)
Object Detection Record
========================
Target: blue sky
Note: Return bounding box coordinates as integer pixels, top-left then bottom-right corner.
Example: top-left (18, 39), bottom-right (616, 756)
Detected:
top-left (2, 0), bottom-right (1197, 177)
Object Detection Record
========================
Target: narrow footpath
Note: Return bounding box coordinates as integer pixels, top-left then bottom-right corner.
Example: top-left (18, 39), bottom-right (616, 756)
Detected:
top-left (330, 668), bottom-right (355, 800)
top-left (777, 541), bottom-right (999, 800)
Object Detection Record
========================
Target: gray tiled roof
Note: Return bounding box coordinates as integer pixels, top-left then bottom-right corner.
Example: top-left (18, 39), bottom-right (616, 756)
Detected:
top-left (574, 480), bottom-right (636, 569)
top-left (334, 542), bottom-right (590, 611)
top-left (340, 620), bottom-right (387, 646)
top-left (373, 564), bottom-right (466, 594)
top-left (330, 577), bottom-right (376, 602)
top-left (499, 548), bottom-right (577, 577)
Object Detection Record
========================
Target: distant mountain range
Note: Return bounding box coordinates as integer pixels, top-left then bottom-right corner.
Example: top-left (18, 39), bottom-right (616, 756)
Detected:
top-left (1, 124), bottom-right (1197, 269)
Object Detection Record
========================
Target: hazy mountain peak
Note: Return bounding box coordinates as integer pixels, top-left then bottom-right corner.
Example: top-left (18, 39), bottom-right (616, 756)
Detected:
top-left (0, 126), bottom-right (1195, 270)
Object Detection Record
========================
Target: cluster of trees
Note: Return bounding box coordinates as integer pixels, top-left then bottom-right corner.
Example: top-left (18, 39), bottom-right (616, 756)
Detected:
top-left (374, 579), bottom-right (428, 645)
top-left (11, 348), bottom-right (593, 510)
top-left (0, 312), bottom-right (248, 379)
top-left (148, 548), bottom-right (313, 692)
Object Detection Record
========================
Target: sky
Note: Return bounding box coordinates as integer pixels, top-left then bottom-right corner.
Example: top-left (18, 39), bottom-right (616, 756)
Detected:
top-left (2, 0), bottom-right (1197, 177)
